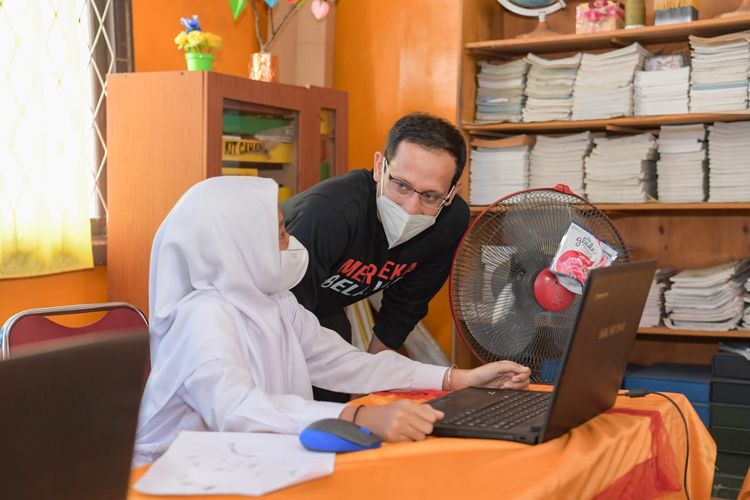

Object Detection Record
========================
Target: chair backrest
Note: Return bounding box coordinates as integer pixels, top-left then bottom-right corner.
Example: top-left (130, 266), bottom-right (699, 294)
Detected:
top-left (0, 331), bottom-right (149, 500)
top-left (0, 302), bottom-right (148, 360)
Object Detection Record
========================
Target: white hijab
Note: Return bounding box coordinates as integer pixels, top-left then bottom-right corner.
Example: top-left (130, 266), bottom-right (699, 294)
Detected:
top-left (141, 176), bottom-right (312, 426)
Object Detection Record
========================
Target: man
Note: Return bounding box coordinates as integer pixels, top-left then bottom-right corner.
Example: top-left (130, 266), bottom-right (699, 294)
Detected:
top-left (281, 112), bottom-right (469, 400)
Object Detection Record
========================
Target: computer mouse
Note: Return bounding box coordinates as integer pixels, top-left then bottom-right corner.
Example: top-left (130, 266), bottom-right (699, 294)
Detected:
top-left (299, 418), bottom-right (382, 453)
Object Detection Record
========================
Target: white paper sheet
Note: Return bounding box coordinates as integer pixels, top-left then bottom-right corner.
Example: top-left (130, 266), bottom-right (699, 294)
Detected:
top-left (134, 431), bottom-right (335, 496)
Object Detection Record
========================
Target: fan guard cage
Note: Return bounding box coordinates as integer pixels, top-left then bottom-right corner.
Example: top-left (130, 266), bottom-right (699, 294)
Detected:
top-left (450, 187), bottom-right (629, 383)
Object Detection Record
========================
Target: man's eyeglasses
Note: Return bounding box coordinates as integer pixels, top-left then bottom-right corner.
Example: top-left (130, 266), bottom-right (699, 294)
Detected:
top-left (383, 158), bottom-right (454, 211)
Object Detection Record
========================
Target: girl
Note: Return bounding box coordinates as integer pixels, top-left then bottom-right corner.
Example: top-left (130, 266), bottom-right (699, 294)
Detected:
top-left (134, 176), bottom-right (530, 465)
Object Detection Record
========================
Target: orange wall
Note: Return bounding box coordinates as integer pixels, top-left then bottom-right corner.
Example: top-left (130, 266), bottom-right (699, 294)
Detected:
top-left (333, 1), bottom-right (463, 358)
top-left (131, 0), bottom-right (262, 75)
top-left (0, 267), bottom-right (108, 327)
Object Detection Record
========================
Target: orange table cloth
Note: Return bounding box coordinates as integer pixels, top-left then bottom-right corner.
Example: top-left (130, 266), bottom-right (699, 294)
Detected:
top-left (128, 389), bottom-right (715, 500)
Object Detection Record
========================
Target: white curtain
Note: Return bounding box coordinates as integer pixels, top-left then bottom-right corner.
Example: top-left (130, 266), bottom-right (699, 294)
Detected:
top-left (0, 0), bottom-right (94, 278)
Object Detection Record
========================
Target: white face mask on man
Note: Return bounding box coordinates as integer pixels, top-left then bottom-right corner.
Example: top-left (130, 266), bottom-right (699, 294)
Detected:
top-left (279, 235), bottom-right (309, 291)
top-left (377, 196), bottom-right (438, 249)
top-left (376, 159), bottom-right (453, 249)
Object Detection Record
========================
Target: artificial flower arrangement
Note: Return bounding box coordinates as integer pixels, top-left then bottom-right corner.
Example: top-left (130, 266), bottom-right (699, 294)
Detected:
top-left (229, 0), bottom-right (332, 54)
top-left (174, 15), bottom-right (223, 71)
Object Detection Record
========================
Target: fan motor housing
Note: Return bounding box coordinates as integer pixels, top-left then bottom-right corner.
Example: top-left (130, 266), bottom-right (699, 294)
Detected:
top-left (533, 268), bottom-right (576, 312)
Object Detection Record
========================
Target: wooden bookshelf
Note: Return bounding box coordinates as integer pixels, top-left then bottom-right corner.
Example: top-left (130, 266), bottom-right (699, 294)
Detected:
top-left (464, 112), bottom-right (750, 134)
top-left (638, 327), bottom-right (750, 339)
top-left (466, 15), bottom-right (750, 57)
top-left (470, 202), bottom-right (750, 215)
top-left (456, 0), bottom-right (750, 368)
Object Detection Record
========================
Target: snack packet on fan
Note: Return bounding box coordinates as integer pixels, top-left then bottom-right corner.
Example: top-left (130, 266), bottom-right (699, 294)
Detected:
top-left (550, 222), bottom-right (618, 294)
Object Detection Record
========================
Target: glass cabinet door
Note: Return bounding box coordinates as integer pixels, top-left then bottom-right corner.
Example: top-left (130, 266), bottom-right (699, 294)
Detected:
top-left (319, 108), bottom-right (336, 182)
top-left (221, 99), bottom-right (299, 202)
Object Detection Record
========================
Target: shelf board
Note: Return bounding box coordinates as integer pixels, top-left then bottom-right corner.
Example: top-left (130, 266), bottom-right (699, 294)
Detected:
top-left (464, 112), bottom-right (750, 134)
top-left (469, 202), bottom-right (750, 215)
top-left (466, 15), bottom-right (750, 57)
top-left (637, 327), bottom-right (750, 339)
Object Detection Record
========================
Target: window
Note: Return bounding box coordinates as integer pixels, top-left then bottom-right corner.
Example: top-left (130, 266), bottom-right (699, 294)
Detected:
top-left (0, 0), bottom-right (133, 278)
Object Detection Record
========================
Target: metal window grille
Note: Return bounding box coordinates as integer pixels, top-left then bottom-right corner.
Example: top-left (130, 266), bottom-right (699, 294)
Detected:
top-left (87, 0), bottom-right (134, 264)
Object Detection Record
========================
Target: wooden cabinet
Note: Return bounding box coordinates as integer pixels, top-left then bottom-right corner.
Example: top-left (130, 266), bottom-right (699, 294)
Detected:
top-left (106, 71), bottom-right (347, 313)
top-left (457, 1), bottom-right (750, 366)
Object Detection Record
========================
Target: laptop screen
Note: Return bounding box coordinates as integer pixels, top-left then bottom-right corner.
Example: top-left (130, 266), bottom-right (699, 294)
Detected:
top-left (540, 260), bottom-right (656, 442)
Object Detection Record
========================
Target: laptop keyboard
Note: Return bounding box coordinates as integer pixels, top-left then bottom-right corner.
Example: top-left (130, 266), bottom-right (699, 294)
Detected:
top-left (442, 391), bottom-right (551, 430)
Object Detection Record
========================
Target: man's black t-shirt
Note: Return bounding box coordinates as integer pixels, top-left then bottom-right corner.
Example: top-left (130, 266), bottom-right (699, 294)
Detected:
top-left (281, 169), bottom-right (470, 349)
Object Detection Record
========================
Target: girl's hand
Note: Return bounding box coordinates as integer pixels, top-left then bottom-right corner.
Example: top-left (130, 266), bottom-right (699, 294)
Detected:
top-left (342, 400), bottom-right (444, 442)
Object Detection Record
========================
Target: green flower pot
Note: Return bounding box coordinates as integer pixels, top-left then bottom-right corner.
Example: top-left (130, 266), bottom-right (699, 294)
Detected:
top-left (185, 52), bottom-right (214, 71)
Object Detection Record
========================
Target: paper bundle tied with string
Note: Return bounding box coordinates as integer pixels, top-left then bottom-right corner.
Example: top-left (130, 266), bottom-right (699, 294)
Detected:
top-left (550, 222), bottom-right (619, 294)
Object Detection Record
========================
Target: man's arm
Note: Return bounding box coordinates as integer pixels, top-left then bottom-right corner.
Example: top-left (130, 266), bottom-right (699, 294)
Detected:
top-left (368, 335), bottom-right (390, 353)
top-left (371, 243), bottom-right (455, 350)
top-left (371, 196), bottom-right (469, 351)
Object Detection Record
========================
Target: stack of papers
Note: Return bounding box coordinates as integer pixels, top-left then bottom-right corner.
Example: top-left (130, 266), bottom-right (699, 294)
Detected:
top-left (664, 259), bottom-right (750, 331)
top-left (634, 66), bottom-right (690, 116)
top-left (584, 133), bottom-right (657, 203)
top-left (743, 277), bottom-right (750, 330)
top-left (528, 132), bottom-right (592, 194)
top-left (719, 341), bottom-right (750, 358)
top-left (640, 268), bottom-right (677, 327)
top-left (656, 124), bottom-right (707, 202)
top-left (134, 431), bottom-right (335, 496)
top-left (689, 32), bottom-right (750, 112)
top-left (469, 136), bottom-right (532, 205)
top-left (475, 59), bottom-right (528, 123)
top-left (707, 121), bottom-right (750, 202)
top-left (572, 43), bottom-right (652, 120)
top-left (522, 53), bottom-right (580, 122)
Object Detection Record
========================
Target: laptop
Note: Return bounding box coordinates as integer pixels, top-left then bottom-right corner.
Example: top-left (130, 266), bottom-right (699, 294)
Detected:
top-left (0, 330), bottom-right (149, 500)
top-left (429, 259), bottom-right (656, 444)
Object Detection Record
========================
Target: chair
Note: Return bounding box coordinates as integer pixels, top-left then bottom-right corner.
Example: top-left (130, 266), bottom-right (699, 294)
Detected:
top-left (0, 302), bottom-right (148, 360)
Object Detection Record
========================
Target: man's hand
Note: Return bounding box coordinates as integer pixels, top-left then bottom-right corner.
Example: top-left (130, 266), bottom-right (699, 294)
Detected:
top-left (367, 335), bottom-right (391, 354)
top-left (447, 361), bottom-right (531, 391)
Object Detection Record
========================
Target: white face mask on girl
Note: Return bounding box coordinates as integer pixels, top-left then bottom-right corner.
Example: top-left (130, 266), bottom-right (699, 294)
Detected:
top-left (376, 161), bottom-right (451, 249)
top-left (280, 235), bottom-right (309, 291)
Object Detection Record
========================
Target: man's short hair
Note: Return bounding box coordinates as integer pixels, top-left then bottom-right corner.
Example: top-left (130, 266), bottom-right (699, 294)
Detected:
top-left (384, 113), bottom-right (467, 188)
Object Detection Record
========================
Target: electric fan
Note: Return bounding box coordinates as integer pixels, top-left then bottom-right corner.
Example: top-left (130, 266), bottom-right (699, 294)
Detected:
top-left (450, 185), bottom-right (629, 383)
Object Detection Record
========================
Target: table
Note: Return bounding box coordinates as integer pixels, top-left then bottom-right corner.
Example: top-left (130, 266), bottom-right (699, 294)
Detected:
top-left (128, 389), bottom-right (715, 499)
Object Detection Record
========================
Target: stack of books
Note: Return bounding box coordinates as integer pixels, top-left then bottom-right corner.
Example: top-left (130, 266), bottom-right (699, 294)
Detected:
top-left (743, 277), bottom-right (750, 330)
top-left (654, 0), bottom-right (699, 25)
top-left (468, 136), bottom-right (533, 205)
top-left (656, 124), bottom-right (707, 202)
top-left (707, 121), bottom-right (750, 202)
top-left (528, 132), bottom-right (592, 195)
top-left (583, 133), bottom-right (657, 203)
top-left (640, 268), bottom-right (677, 327)
top-left (475, 59), bottom-right (529, 123)
top-left (634, 55), bottom-right (690, 116)
top-left (572, 43), bottom-right (652, 120)
top-left (664, 259), bottom-right (750, 331)
top-left (689, 32), bottom-right (750, 113)
top-left (522, 53), bottom-right (580, 122)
